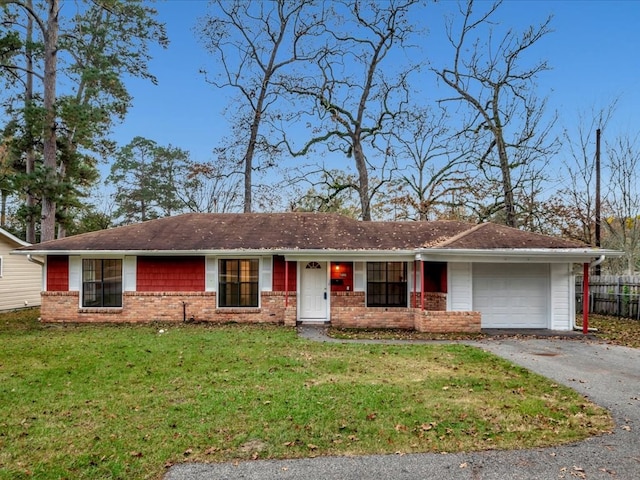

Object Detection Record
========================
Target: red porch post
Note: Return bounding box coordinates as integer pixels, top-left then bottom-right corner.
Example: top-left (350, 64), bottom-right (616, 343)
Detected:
top-left (413, 260), bottom-right (417, 308)
top-left (583, 262), bottom-right (589, 334)
top-left (284, 260), bottom-right (289, 308)
top-left (420, 260), bottom-right (425, 311)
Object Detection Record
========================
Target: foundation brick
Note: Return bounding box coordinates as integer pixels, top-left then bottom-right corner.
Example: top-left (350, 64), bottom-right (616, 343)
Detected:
top-left (40, 291), bottom-right (291, 325)
top-left (415, 310), bottom-right (482, 333)
top-left (41, 290), bottom-right (481, 333)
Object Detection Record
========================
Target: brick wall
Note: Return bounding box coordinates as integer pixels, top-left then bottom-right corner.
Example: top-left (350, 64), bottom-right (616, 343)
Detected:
top-left (410, 292), bottom-right (447, 311)
top-left (332, 306), bottom-right (415, 329)
top-left (331, 291), bottom-right (365, 307)
top-left (40, 291), bottom-right (290, 324)
top-left (415, 310), bottom-right (481, 333)
top-left (331, 291), bottom-right (415, 329)
top-left (41, 290), bottom-right (481, 333)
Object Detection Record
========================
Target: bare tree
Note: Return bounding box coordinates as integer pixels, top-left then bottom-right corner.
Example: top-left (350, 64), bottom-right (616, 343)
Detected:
top-left (603, 134), bottom-right (640, 274)
top-left (280, 0), bottom-right (420, 221)
top-left (198, 0), bottom-right (323, 213)
top-left (286, 165), bottom-right (361, 217)
top-left (434, 0), bottom-right (556, 227)
top-left (388, 106), bottom-right (471, 221)
top-left (545, 105), bottom-right (616, 242)
top-left (178, 155), bottom-right (243, 214)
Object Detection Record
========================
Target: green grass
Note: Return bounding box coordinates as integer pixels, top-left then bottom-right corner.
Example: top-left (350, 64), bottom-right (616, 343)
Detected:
top-left (0, 309), bottom-right (612, 479)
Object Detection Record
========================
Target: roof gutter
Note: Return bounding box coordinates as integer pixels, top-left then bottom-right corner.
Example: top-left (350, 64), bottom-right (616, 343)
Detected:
top-left (11, 248), bottom-right (417, 258)
top-left (415, 248), bottom-right (624, 263)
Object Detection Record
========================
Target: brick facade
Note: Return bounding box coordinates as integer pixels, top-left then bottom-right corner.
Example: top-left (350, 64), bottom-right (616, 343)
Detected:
top-left (328, 291), bottom-right (478, 332)
top-left (410, 292), bottom-right (447, 310)
top-left (40, 291), bottom-right (289, 324)
top-left (415, 310), bottom-right (482, 333)
top-left (40, 288), bottom-right (480, 333)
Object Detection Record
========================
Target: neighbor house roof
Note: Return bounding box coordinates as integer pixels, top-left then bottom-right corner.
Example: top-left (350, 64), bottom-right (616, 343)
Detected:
top-left (14, 212), bottom-right (594, 255)
top-left (0, 227), bottom-right (30, 247)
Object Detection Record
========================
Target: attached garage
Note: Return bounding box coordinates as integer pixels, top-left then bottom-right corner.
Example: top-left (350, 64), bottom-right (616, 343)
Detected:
top-left (473, 263), bottom-right (549, 328)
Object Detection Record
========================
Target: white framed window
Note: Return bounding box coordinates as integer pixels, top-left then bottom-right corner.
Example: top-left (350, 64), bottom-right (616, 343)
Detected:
top-left (82, 258), bottom-right (123, 307)
top-left (366, 262), bottom-right (408, 307)
top-left (218, 258), bottom-right (259, 307)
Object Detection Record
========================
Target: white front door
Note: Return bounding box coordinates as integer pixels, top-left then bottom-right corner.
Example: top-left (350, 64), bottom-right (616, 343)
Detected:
top-left (300, 261), bottom-right (328, 321)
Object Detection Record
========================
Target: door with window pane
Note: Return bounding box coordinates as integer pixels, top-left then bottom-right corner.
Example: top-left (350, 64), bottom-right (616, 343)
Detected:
top-left (300, 261), bottom-right (327, 321)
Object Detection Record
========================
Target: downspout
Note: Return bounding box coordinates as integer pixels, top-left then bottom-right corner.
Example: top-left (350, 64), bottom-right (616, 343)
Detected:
top-left (27, 254), bottom-right (46, 296)
top-left (590, 255), bottom-right (605, 269)
top-left (582, 263), bottom-right (589, 334)
top-left (583, 255), bottom-right (605, 334)
top-left (27, 254), bottom-right (45, 266)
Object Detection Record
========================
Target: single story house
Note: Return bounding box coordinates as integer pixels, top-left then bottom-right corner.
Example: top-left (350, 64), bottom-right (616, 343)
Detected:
top-left (1, 227), bottom-right (43, 311)
top-left (13, 213), bottom-right (619, 332)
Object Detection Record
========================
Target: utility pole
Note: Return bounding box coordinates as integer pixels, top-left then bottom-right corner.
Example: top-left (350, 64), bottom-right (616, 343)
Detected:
top-left (595, 128), bottom-right (601, 276)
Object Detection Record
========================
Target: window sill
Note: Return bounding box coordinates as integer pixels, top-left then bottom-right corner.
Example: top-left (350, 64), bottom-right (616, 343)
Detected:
top-left (215, 308), bottom-right (261, 314)
top-left (79, 307), bottom-right (123, 314)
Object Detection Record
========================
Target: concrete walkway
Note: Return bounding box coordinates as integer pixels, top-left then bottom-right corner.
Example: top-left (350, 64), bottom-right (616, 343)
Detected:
top-left (165, 326), bottom-right (640, 480)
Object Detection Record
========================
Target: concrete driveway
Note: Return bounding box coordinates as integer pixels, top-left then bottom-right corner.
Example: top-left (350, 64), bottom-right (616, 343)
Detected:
top-left (165, 333), bottom-right (640, 480)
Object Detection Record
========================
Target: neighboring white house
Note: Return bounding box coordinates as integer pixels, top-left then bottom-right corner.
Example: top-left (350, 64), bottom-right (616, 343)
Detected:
top-left (0, 227), bottom-right (42, 311)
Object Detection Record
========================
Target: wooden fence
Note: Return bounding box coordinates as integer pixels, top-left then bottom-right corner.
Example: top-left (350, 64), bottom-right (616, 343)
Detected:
top-left (576, 275), bottom-right (640, 319)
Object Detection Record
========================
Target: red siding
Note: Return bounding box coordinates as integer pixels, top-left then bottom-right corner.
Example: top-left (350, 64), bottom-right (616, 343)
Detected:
top-left (273, 255), bottom-right (297, 291)
top-left (137, 256), bottom-right (205, 292)
top-left (47, 255), bottom-right (69, 291)
top-left (330, 262), bottom-right (353, 292)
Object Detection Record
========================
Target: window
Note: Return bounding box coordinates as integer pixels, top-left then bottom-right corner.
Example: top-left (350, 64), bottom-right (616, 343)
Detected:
top-left (219, 259), bottom-right (259, 307)
top-left (82, 259), bottom-right (122, 307)
top-left (367, 262), bottom-right (407, 307)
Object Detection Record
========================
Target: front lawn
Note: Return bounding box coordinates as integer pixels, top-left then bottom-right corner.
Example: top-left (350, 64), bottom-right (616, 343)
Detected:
top-left (0, 309), bottom-right (612, 479)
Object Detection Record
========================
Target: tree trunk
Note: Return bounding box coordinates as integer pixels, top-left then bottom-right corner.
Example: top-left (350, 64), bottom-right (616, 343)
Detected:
top-left (56, 161), bottom-right (66, 238)
top-left (243, 141), bottom-right (253, 213)
top-left (352, 141), bottom-right (371, 221)
top-left (40, 0), bottom-right (59, 242)
top-left (0, 189), bottom-right (6, 227)
top-left (496, 135), bottom-right (516, 227)
top-left (492, 87), bottom-right (517, 228)
top-left (25, 0), bottom-right (36, 243)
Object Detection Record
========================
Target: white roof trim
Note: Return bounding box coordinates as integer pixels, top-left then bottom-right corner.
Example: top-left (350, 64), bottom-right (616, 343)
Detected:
top-left (416, 248), bottom-right (624, 263)
top-left (1, 227), bottom-right (30, 247)
top-left (11, 248), bottom-right (417, 258)
top-left (12, 246), bottom-right (624, 265)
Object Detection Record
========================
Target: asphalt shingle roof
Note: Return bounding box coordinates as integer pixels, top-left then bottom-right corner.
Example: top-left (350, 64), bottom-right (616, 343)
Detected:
top-left (17, 212), bottom-right (587, 252)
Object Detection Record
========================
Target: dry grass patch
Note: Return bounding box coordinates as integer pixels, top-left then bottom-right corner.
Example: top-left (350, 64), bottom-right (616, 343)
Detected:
top-left (0, 309), bottom-right (612, 479)
top-left (577, 315), bottom-right (640, 348)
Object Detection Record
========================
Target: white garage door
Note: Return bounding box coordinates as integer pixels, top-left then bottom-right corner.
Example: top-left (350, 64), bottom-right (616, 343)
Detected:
top-left (473, 264), bottom-right (549, 328)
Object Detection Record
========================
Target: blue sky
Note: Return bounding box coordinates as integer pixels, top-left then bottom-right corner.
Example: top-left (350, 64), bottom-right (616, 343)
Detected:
top-left (108, 0), bottom-right (640, 183)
